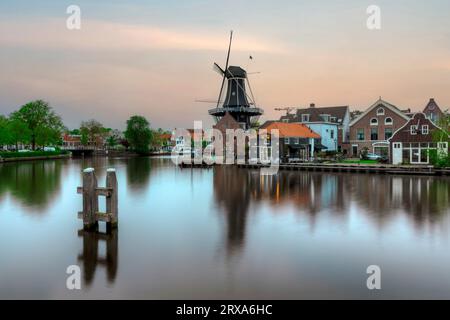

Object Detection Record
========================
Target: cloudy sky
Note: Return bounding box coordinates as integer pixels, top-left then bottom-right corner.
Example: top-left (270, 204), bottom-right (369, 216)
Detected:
top-left (1, 0), bottom-right (449, 130)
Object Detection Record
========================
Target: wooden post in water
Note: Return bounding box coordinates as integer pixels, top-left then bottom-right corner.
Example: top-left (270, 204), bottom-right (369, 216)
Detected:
top-left (106, 168), bottom-right (118, 230)
top-left (81, 168), bottom-right (99, 230)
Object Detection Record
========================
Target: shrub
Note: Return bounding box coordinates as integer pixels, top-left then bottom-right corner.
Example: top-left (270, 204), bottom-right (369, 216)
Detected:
top-left (429, 149), bottom-right (450, 168)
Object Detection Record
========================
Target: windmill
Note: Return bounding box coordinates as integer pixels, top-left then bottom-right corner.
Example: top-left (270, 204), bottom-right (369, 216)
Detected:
top-left (208, 31), bottom-right (264, 129)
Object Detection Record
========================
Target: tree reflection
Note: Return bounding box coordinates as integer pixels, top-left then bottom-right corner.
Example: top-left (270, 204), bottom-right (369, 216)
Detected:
top-left (0, 160), bottom-right (64, 212)
top-left (125, 157), bottom-right (152, 190)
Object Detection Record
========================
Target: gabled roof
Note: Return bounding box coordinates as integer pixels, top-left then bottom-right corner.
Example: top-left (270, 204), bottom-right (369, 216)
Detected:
top-left (423, 98), bottom-right (444, 114)
top-left (349, 99), bottom-right (410, 126)
top-left (260, 121), bottom-right (320, 138)
top-left (388, 112), bottom-right (450, 142)
top-left (280, 105), bottom-right (349, 123)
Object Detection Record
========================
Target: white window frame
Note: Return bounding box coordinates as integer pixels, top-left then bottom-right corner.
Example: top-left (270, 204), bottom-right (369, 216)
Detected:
top-left (421, 125), bottom-right (429, 135)
top-left (320, 114), bottom-right (331, 122)
top-left (411, 125), bottom-right (417, 135)
top-left (385, 117), bottom-right (393, 125)
top-left (370, 118), bottom-right (378, 126)
top-left (284, 138), bottom-right (289, 144)
top-left (377, 107), bottom-right (385, 116)
top-left (301, 114), bottom-right (310, 122)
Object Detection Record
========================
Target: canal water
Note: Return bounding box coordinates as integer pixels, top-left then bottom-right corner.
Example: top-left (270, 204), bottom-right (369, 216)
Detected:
top-left (0, 157), bottom-right (450, 299)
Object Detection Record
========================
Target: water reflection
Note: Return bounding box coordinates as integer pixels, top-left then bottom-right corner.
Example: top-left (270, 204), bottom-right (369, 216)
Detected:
top-left (125, 157), bottom-right (152, 190)
top-left (213, 166), bottom-right (450, 254)
top-left (0, 160), bottom-right (64, 212)
top-left (77, 229), bottom-right (118, 285)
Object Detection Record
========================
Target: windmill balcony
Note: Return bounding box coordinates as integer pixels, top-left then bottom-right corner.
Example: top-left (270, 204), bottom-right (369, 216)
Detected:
top-left (208, 106), bottom-right (264, 116)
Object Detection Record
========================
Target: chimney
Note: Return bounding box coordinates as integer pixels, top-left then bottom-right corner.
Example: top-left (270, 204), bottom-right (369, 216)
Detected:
top-left (430, 98), bottom-right (435, 103)
top-left (310, 103), bottom-right (315, 108)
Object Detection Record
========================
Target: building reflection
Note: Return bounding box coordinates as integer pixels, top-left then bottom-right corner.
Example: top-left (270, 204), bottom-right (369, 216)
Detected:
top-left (213, 166), bottom-right (450, 255)
top-left (77, 229), bottom-right (118, 286)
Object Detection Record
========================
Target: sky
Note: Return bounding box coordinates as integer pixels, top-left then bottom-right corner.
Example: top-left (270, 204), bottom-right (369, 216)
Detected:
top-left (0, 0), bottom-right (449, 130)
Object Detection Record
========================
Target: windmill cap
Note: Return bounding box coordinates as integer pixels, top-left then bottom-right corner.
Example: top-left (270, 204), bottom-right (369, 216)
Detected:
top-left (227, 66), bottom-right (247, 78)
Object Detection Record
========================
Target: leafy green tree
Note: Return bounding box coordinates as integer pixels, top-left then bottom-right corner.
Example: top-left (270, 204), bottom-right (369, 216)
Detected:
top-left (70, 129), bottom-right (81, 135)
top-left (80, 132), bottom-right (89, 146)
top-left (7, 118), bottom-right (31, 150)
top-left (0, 115), bottom-right (11, 147)
top-left (125, 115), bottom-right (153, 153)
top-left (10, 100), bottom-right (64, 150)
top-left (80, 119), bottom-right (104, 148)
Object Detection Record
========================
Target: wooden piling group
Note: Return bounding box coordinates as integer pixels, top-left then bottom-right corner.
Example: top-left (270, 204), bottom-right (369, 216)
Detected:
top-left (77, 168), bottom-right (118, 231)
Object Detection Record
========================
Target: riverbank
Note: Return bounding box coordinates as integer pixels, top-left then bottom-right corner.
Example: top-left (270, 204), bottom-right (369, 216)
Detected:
top-left (0, 153), bottom-right (71, 163)
top-left (237, 162), bottom-right (450, 176)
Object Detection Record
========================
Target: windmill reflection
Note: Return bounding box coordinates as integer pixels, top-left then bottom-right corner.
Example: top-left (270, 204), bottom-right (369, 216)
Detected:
top-left (77, 228), bottom-right (118, 285)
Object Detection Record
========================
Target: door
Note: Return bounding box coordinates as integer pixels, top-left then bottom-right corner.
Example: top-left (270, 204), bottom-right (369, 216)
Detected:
top-left (352, 145), bottom-right (358, 157)
top-left (392, 143), bottom-right (402, 165)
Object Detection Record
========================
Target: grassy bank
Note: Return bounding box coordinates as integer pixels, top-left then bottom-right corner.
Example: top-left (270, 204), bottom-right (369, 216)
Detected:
top-left (0, 150), bottom-right (69, 159)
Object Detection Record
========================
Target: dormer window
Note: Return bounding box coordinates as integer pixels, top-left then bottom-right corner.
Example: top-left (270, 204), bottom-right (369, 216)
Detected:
top-left (385, 117), bottom-right (393, 125)
top-left (377, 107), bottom-right (385, 116)
top-left (321, 114), bottom-right (330, 122)
top-left (370, 118), bottom-right (378, 125)
top-left (411, 125), bottom-right (418, 135)
top-left (301, 114), bottom-right (310, 122)
top-left (421, 125), bottom-right (429, 135)
top-left (282, 118), bottom-right (289, 123)
top-left (331, 116), bottom-right (337, 122)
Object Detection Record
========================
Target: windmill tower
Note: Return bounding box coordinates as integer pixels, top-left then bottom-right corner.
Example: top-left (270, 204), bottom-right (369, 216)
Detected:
top-left (208, 31), bottom-right (264, 129)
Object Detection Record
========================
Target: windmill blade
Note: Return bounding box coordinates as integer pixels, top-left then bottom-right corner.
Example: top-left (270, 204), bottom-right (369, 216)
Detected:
top-left (216, 30), bottom-right (233, 109)
top-left (195, 99), bottom-right (224, 103)
top-left (213, 63), bottom-right (225, 76)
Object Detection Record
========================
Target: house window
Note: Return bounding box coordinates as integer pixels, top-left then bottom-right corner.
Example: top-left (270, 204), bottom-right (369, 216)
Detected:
top-left (421, 125), bottom-right (429, 135)
top-left (282, 118), bottom-right (289, 123)
top-left (284, 138), bottom-right (289, 144)
top-left (330, 130), bottom-right (334, 139)
top-left (385, 117), bottom-right (393, 125)
top-left (294, 138), bottom-right (299, 144)
top-left (370, 118), bottom-right (378, 125)
top-left (357, 128), bottom-right (364, 140)
top-left (411, 125), bottom-right (418, 135)
top-left (321, 114), bottom-right (330, 122)
top-left (377, 107), bottom-right (385, 115)
top-left (301, 114), bottom-right (310, 122)
top-left (331, 116), bottom-right (337, 122)
top-left (384, 128), bottom-right (393, 140)
top-left (371, 128), bottom-right (378, 140)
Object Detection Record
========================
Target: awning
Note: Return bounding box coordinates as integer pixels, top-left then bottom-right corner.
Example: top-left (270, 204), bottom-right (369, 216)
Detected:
top-left (314, 143), bottom-right (327, 150)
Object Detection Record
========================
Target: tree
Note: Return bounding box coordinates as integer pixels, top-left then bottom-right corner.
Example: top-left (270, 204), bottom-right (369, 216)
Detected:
top-left (80, 119), bottom-right (104, 148)
top-left (7, 118), bottom-right (31, 150)
top-left (10, 100), bottom-right (64, 150)
top-left (0, 115), bottom-right (10, 147)
top-left (124, 115), bottom-right (153, 153)
top-left (106, 129), bottom-right (121, 149)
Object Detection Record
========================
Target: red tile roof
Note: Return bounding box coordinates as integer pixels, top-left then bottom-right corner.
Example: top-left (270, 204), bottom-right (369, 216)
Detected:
top-left (260, 122), bottom-right (320, 138)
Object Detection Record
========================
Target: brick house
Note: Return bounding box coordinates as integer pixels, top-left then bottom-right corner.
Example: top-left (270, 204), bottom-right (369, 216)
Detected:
top-left (280, 104), bottom-right (350, 153)
top-left (348, 99), bottom-right (410, 159)
top-left (423, 98), bottom-right (445, 124)
top-left (389, 113), bottom-right (449, 165)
